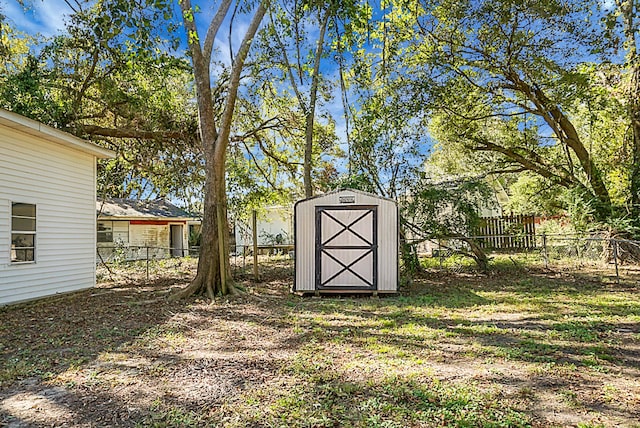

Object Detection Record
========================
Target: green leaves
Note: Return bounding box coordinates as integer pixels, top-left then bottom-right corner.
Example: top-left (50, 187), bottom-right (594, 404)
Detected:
top-left (404, 174), bottom-right (494, 240)
top-left (0, 0), bottom-right (201, 203)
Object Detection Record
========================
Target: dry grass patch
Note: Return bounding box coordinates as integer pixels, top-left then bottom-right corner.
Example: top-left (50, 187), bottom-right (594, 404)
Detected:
top-left (0, 258), bottom-right (639, 427)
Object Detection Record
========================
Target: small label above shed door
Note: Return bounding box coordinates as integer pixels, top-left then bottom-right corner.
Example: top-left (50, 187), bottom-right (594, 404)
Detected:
top-left (339, 195), bottom-right (355, 203)
top-left (316, 206), bottom-right (377, 290)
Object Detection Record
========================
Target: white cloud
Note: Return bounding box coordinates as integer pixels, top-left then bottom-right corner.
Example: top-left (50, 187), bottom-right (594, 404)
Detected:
top-left (3, 0), bottom-right (72, 36)
top-left (36, 0), bottom-right (70, 33)
top-left (211, 18), bottom-right (252, 67)
top-left (601, 0), bottom-right (616, 10)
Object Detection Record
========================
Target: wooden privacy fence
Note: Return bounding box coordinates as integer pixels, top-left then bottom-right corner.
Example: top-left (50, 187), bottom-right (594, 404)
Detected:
top-left (474, 214), bottom-right (536, 250)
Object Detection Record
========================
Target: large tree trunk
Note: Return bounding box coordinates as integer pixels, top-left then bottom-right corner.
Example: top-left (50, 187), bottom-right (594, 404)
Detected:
top-left (173, 0), bottom-right (266, 299)
top-left (174, 147), bottom-right (234, 299)
top-left (174, 165), bottom-right (225, 299)
top-left (629, 64), bottom-right (640, 215)
top-left (172, 122), bottom-right (233, 298)
top-left (303, 8), bottom-right (330, 198)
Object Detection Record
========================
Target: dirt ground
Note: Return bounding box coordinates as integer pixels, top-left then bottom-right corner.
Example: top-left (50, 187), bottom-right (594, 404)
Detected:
top-left (1, 260), bottom-right (639, 427)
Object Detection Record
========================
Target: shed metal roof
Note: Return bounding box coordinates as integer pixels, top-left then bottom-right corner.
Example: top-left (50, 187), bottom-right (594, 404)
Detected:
top-left (294, 188), bottom-right (397, 207)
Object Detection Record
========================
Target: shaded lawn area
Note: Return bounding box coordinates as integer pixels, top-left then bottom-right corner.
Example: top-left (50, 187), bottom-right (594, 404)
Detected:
top-left (1, 259), bottom-right (639, 427)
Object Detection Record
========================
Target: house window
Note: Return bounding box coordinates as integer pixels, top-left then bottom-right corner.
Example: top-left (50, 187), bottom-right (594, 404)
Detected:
top-left (11, 202), bottom-right (36, 263)
top-left (97, 221), bottom-right (113, 243)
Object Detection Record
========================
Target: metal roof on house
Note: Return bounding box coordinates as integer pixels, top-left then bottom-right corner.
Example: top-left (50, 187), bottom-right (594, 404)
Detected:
top-left (97, 198), bottom-right (193, 219)
top-left (0, 108), bottom-right (115, 159)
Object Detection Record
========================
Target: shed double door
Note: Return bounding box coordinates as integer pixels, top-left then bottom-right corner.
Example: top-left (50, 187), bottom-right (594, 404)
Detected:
top-left (315, 206), bottom-right (377, 290)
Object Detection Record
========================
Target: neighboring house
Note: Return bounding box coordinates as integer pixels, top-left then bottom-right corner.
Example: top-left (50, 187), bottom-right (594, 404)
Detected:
top-left (233, 205), bottom-right (293, 253)
top-left (0, 109), bottom-right (114, 306)
top-left (97, 198), bottom-right (200, 260)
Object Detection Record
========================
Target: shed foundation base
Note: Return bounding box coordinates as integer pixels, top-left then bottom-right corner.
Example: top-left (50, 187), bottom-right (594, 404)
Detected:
top-left (296, 289), bottom-right (397, 296)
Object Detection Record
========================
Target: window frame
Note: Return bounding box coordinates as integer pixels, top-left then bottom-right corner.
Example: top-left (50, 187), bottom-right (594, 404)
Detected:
top-left (97, 220), bottom-right (114, 243)
top-left (10, 202), bottom-right (37, 264)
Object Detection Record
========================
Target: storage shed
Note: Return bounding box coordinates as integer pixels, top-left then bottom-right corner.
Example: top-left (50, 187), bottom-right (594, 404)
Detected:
top-left (0, 109), bottom-right (114, 306)
top-left (294, 189), bottom-right (398, 294)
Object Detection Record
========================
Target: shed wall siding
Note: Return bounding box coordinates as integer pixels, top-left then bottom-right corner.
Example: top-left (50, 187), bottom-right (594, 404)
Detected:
top-left (0, 126), bottom-right (97, 305)
top-left (295, 191), bottom-right (398, 292)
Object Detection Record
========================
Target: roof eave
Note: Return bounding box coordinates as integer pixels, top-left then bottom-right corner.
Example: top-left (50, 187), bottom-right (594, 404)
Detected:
top-left (97, 215), bottom-right (197, 221)
top-left (0, 108), bottom-right (115, 159)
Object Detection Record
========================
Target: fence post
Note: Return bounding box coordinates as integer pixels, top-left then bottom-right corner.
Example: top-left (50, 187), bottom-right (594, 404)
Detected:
top-left (542, 233), bottom-right (548, 269)
top-left (612, 239), bottom-right (620, 284)
top-left (252, 210), bottom-right (259, 281)
top-left (233, 246), bottom-right (237, 274)
top-left (146, 246), bottom-right (149, 282)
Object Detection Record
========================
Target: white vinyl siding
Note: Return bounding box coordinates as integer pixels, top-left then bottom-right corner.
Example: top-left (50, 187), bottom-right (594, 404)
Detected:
top-left (0, 125), bottom-right (97, 305)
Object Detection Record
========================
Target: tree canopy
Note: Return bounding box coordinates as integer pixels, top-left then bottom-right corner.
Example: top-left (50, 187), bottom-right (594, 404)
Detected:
top-left (4, 0), bottom-right (640, 293)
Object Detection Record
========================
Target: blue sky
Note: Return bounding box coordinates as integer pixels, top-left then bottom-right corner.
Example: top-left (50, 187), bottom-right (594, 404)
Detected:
top-left (2, 0), bottom-right (359, 186)
top-left (3, 0), bottom-right (351, 149)
top-left (3, 0), bottom-right (71, 36)
top-left (3, 1), bottom-right (251, 64)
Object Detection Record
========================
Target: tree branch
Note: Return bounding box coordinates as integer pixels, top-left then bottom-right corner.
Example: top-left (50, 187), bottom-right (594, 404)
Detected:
top-left (268, 8), bottom-right (308, 112)
top-left (470, 135), bottom-right (575, 188)
top-left (230, 116), bottom-right (284, 142)
top-left (240, 140), bottom-right (279, 190)
top-left (79, 125), bottom-right (186, 140)
top-left (213, 2), bottom-right (267, 165)
top-left (204, 0), bottom-right (234, 63)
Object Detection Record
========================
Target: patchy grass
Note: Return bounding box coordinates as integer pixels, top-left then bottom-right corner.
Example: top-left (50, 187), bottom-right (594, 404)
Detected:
top-left (0, 258), bottom-right (639, 427)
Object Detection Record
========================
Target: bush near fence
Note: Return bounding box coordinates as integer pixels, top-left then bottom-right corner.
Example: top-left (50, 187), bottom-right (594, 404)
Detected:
top-left (422, 233), bottom-right (640, 283)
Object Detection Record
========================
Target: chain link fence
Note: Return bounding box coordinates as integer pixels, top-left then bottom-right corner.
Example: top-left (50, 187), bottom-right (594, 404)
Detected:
top-left (418, 234), bottom-right (640, 283)
top-left (96, 234), bottom-right (640, 285)
top-left (96, 243), bottom-right (294, 283)
top-left (96, 245), bottom-right (196, 282)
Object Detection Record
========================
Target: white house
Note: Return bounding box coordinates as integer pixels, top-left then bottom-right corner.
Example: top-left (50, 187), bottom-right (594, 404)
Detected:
top-left (97, 198), bottom-right (199, 260)
top-left (0, 109), bottom-right (114, 306)
top-left (233, 205), bottom-right (293, 253)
